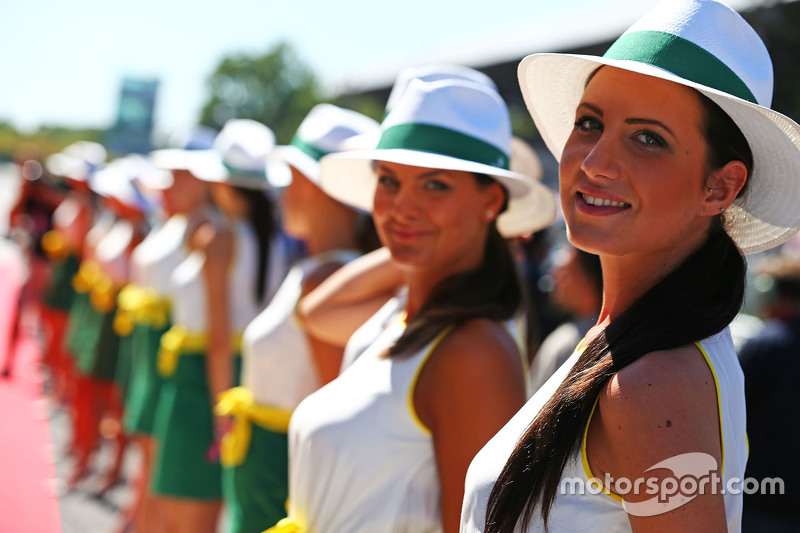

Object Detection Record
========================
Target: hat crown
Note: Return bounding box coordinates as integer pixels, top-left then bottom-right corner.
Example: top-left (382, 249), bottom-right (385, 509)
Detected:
top-left (381, 78), bottom-right (512, 166)
top-left (385, 64), bottom-right (497, 113)
top-left (214, 119), bottom-right (277, 174)
top-left (608, 0), bottom-right (773, 106)
top-left (294, 104), bottom-right (380, 159)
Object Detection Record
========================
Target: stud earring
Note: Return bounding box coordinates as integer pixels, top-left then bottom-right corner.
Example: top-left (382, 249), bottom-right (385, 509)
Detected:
top-left (486, 210), bottom-right (495, 220)
top-left (706, 187), bottom-right (714, 192)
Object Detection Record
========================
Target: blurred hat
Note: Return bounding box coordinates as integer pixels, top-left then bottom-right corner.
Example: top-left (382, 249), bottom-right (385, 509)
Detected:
top-left (270, 104), bottom-right (380, 187)
top-left (518, 0), bottom-right (800, 254)
top-left (149, 126), bottom-right (222, 189)
top-left (45, 141), bottom-right (107, 182)
top-left (90, 156), bottom-right (155, 214)
top-left (319, 78), bottom-right (557, 237)
top-left (187, 119), bottom-right (290, 189)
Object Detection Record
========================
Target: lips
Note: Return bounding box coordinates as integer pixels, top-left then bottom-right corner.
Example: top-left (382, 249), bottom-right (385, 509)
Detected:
top-left (389, 226), bottom-right (431, 240)
top-left (576, 192), bottom-right (631, 214)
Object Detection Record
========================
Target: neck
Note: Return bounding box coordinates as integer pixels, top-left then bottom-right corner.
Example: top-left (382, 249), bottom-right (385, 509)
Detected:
top-left (597, 232), bottom-right (707, 323)
top-left (305, 204), bottom-right (359, 256)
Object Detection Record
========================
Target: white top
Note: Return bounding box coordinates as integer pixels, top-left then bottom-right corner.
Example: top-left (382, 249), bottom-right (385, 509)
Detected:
top-left (460, 327), bottom-right (747, 533)
top-left (286, 297), bottom-right (526, 533)
top-left (241, 250), bottom-right (360, 408)
top-left (130, 214), bottom-right (189, 294)
top-left (94, 219), bottom-right (134, 287)
top-left (84, 210), bottom-right (116, 258)
top-left (169, 219), bottom-right (266, 333)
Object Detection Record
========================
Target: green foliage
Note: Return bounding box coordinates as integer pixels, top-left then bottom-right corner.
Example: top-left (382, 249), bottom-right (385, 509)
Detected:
top-left (0, 121), bottom-right (104, 162)
top-left (199, 42), bottom-right (321, 144)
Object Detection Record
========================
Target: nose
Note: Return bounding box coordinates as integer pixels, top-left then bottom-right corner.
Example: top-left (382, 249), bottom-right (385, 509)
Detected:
top-left (390, 183), bottom-right (421, 221)
top-left (580, 133), bottom-right (620, 181)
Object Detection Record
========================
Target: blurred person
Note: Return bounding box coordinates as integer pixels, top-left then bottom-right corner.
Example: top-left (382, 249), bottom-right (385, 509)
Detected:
top-left (738, 254), bottom-right (800, 532)
top-left (529, 244), bottom-right (601, 393)
top-left (461, 1), bottom-right (800, 531)
top-left (214, 105), bottom-right (380, 533)
top-left (150, 119), bottom-right (288, 533)
top-left (66, 158), bottom-right (151, 494)
top-left (268, 78), bottom-right (556, 532)
top-left (111, 140), bottom-right (215, 533)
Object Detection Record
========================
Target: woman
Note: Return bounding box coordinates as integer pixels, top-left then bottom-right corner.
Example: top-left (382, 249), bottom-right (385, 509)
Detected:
top-left (151, 119), bottom-right (287, 533)
top-left (461, 1), bottom-right (800, 532)
top-left (215, 104), bottom-right (380, 533)
top-left (269, 78), bottom-right (556, 532)
top-left (111, 150), bottom-right (209, 532)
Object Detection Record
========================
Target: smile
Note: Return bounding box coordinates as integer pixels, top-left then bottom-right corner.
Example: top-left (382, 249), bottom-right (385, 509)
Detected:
top-left (580, 193), bottom-right (631, 208)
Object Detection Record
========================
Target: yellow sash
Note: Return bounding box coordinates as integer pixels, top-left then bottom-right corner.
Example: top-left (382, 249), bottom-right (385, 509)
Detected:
top-left (157, 325), bottom-right (242, 377)
top-left (42, 230), bottom-right (70, 262)
top-left (72, 260), bottom-right (102, 294)
top-left (263, 517), bottom-right (301, 533)
top-left (214, 387), bottom-right (293, 467)
top-left (113, 284), bottom-right (171, 336)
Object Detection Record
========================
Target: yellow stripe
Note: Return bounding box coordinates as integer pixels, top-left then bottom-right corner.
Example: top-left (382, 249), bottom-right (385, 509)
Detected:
top-left (263, 517), bottom-right (301, 532)
top-left (157, 325), bottom-right (243, 377)
top-left (581, 396), bottom-right (624, 502)
top-left (407, 325), bottom-right (456, 436)
top-left (694, 341), bottom-right (725, 477)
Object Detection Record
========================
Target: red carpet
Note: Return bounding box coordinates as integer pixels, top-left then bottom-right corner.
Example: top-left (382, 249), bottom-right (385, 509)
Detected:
top-left (0, 242), bottom-right (61, 533)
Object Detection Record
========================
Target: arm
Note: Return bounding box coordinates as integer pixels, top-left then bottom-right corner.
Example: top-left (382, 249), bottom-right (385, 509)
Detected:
top-left (415, 320), bottom-right (527, 533)
top-left (298, 247), bottom-right (404, 347)
top-left (587, 345), bottom-right (727, 533)
top-left (198, 223), bottom-right (235, 409)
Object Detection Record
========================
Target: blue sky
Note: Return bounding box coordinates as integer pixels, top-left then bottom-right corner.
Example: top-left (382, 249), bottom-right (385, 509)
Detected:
top-left (0, 0), bottom-right (749, 137)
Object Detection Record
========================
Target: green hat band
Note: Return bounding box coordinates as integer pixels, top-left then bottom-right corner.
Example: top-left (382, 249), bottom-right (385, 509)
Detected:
top-left (376, 123), bottom-right (510, 170)
top-left (290, 137), bottom-right (329, 162)
top-left (222, 161), bottom-right (266, 179)
top-left (604, 30), bottom-right (757, 104)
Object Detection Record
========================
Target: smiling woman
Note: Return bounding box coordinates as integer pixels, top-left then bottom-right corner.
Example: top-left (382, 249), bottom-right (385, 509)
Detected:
top-left (264, 75), bottom-right (556, 533)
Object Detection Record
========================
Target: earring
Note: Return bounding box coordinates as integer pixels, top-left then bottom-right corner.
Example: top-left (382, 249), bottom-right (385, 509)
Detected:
top-left (720, 206), bottom-right (725, 212)
top-left (486, 210), bottom-right (495, 220)
top-left (706, 187), bottom-right (714, 192)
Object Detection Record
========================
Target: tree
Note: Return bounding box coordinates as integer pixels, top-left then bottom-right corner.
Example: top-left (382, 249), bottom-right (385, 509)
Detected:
top-left (199, 42), bottom-right (321, 144)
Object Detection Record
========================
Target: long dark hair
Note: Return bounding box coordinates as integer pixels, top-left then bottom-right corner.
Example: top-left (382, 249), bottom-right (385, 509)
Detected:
top-left (236, 185), bottom-right (276, 304)
top-left (484, 90), bottom-right (753, 532)
top-left (390, 173), bottom-right (525, 356)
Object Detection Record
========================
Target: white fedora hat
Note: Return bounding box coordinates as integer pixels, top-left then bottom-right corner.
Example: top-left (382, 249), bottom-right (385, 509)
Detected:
top-left (270, 104), bottom-right (380, 187)
top-left (188, 118), bottom-right (290, 189)
top-left (90, 156), bottom-right (155, 214)
top-left (46, 141), bottom-right (107, 183)
top-left (319, 78), bottom-right (557, 237)
top-left (519, 0), bottom-right (800, 255)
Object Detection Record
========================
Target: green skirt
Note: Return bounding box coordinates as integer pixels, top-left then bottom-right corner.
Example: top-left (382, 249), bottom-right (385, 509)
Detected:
top-left (223, 423), bottom-right (289, 533)
top-left (123, 321), bottom-right (169, 436)
top-left (73, 305), bottom-right (119, 381)
top-left (43, 253), bottom-right (79, 311)
top-left (114, 332), bottom-right (133, 399)
top-left (64, 291), bottom-right (92, 359)
top-left (152, 352), bottom-right (241, 500)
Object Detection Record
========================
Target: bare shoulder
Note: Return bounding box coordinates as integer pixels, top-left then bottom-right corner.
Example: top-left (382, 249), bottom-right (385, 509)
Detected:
top-left (300, 261), bottom-right (346, 297)
top-left (194, 222), bottom-right (233, 267)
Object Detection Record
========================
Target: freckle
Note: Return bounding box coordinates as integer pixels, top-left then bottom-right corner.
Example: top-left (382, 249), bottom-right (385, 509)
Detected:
top-left (666, 420), bottom-right (672, 428)
top-left (647, 383), bottom-right (652, 387)
top-left (658, 425), bottom-right (661, 428)
top-left (618, 425), bottom-right (622, 430)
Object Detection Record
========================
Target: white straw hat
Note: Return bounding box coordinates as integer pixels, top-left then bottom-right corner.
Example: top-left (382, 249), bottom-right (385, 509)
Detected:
top-left (90, 156), bottom-right (154, 214)
top-left (518, 0), bottom-right (800, 254)
top-left (270, 104), bottom-right (380, 187)
top-left (319, 78), bottom-right (557, 237)
top-left (187, 118), bottom-right (290, 189)
top-left (45, 141), bottom-right (107, 182)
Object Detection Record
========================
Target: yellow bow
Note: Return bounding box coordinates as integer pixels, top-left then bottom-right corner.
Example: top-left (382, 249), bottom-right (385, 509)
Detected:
top-left (72, 260), bottom-right (102, 294)
top-left (89, 272), bottom-right (117, 313)
top-left (114, 284), bottom-right (172, 336)
top-left (214, 387), bottom-right (293, 467)
top-left (41, 230), bottom-right (70, 261)
top-left (263, 517), bottom-right (301, 533)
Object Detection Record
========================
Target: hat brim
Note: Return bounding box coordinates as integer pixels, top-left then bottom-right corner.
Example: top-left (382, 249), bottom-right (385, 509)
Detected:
top-left (519, 52), bottom-right (800, 255)
top-left (270, 145), bottom-right (320, 186)
top-left (319, 148), bottom-right (557, 237)
top-left (187, 150), bottom-right (276, 190)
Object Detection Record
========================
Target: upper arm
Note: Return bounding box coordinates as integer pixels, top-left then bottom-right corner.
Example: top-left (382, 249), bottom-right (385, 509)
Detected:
top-left (199, 225), bottom-right (234, 337)
top-left (415, 320), bottom-right (527, 533)
top-left (588, 345), bottom-right (726, 532)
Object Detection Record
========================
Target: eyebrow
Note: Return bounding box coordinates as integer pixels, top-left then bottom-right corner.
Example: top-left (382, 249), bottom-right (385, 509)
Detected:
top-left (374, 163), bottom-right (452, 180)
top-left (577, 102), bottom-right (676, 138)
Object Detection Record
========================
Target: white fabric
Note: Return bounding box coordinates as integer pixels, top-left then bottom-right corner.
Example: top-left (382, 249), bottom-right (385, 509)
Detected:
top-left (130, 215), bottom-right (189, 294)
top-left (286, 298), bottom-right (526, 533)
top-left (460, 327), bottom-right (747, 533)
top-left (52, 196), bottom-right (88, 251)
top-left (94, 219), bottom-right (134, 287)
top-left (241, 250), bottom-right (360, 408)
top-left (85, 211), bottom-right (116, 253)
top-left (169, 220), bottom-right (265, 333)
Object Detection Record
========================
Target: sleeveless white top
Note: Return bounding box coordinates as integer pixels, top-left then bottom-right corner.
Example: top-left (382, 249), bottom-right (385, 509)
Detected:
top-left (130, 215), bottom-right (189, 294)
top-left (286, 296), bottom-right (526, 533)
top-left (169, 219), bottom-right (264, 333)
top-left (94, 219), bottom-right (134, 287)
top-left (84, 211), bottom-right (116, 260)
top-left (241, 250), bottom-right (360, 408)
top-left (460, 327), bottom-right (747, 533)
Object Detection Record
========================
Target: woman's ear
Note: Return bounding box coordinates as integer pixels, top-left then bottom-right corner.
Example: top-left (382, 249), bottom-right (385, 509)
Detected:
top-left (482, 181), bottom-right (507, 222)
top-left (702, 160), bottom-right (747, 216)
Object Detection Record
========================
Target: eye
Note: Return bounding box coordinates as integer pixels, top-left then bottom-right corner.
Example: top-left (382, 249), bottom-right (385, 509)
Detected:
top-left (574, 116), bottom-right (602, 132)
top-left (423, 179), bottom-right (451, 192)
top-left (377, 175), bottom-right (399, 189)
top-left (634, 131), bottom-right (667, 149)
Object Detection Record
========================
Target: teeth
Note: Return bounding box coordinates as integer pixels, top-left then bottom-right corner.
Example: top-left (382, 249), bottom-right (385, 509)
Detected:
top-left (582, 194), bottom-right (629, 208)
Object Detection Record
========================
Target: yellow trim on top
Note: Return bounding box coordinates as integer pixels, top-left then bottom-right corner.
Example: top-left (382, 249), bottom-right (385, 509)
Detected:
top-left (694, 341), bottom-right (725, 477)
top-left (407, 324), bottom-right (456, 436)
top-left (501, 316), bottom-right (528, 378)
top-left (581, 397), bottom-right (624, 503)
